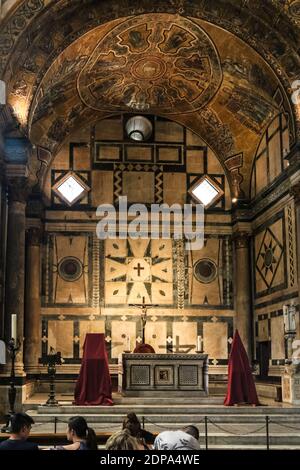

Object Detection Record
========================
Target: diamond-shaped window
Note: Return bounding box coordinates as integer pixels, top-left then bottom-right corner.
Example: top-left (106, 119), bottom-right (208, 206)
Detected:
top-left (189, 175), bottom-right (223, 208)
top-left (52, 172), bottom-right (90, 206)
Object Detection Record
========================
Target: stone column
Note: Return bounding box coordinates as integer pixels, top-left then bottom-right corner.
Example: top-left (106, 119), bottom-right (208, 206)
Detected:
top-left (4, 179), bottom-right (30, 375)
top-left (24, 226), bottom-right (42, 374)
top-left (233, 232), bottom-right (252, 358)
top-left (0, 173), bottom-right (7, 338)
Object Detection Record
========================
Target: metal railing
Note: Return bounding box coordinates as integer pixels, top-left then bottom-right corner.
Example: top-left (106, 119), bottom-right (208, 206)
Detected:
top-left (3, 414), bottom-right (300, 449)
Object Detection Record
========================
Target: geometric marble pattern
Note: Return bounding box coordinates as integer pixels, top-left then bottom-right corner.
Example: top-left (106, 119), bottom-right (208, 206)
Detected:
top-left (105, 238), bottom-right (173, 305)
top-left (256, 227), bottom-right (284, 289)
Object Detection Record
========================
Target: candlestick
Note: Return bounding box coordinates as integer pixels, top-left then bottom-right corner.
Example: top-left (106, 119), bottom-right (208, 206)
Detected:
top-left (11, 314), bottom-right (17, 341)
top-left (197, 335), bottom-right (202, 352)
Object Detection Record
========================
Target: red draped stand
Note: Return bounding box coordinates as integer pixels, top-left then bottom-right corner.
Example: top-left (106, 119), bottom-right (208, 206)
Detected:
top-left (74, 333), bottom-right (113, 406)
top-left (224, 330), bottom-right (260, 406)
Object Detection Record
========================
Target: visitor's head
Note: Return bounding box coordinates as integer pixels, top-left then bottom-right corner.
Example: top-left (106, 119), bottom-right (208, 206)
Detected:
top-left (106, 430), bottom-right (142, 450)
top-left (67, 416), bottom-right (98, 450)
top-left (182, 425), bottom-right (199, 441)
top-left (122, 412), bottom-right (142, 438)
top-left (10, 412), bottom-right (35, 439)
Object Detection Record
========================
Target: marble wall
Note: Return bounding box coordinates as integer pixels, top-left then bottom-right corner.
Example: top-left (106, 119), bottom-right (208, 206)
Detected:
top-left (253, 196), bottom-right (299, 375)
top-left (40, 117), bottom-right (235, 371)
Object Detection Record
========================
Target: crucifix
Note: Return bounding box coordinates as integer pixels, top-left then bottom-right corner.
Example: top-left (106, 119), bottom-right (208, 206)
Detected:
top-left (129, 296), bottom-right (158, 344)
top-left (134, 262), bottom-right (144, 277)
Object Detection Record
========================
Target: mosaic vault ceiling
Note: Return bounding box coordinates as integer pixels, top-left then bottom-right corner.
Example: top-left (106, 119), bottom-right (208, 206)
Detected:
top-left (77, 15), bottom-right (222, 115)
top-left (0, 0), bottom-right (299, 195)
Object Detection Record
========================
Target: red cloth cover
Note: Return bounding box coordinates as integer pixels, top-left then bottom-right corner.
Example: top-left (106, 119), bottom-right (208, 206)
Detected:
top-left (74, 333), bottom-right (113, 406)
top-left (224, 330), bottom-right (260, 406)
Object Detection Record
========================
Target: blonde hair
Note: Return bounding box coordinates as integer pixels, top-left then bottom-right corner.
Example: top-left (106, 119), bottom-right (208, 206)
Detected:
top-left (106, 430), bottom-right (140, 450)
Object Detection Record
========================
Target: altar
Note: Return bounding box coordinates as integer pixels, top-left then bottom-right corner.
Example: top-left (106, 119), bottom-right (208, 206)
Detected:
top-left (119, 353), bottom-right (209, 397)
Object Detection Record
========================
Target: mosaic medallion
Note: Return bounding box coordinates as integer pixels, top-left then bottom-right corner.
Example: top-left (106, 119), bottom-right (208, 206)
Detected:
top-left (58, 256), bottom-right (83, 282)
top-left (193, 258), bottom-right (217, 284)
top-left (78, 13), bottom-right (222, 115)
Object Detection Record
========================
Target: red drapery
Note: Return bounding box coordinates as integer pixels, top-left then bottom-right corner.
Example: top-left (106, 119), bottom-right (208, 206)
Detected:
top-left (224, 330), bottom-right (260, 406)
top-left (74, 333), bottom-right (113, 406)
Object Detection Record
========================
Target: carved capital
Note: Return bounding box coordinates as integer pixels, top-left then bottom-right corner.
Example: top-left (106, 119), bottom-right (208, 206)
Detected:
top-left (291, 181), bottom-right (300, 206)
top-left (7, 177), bottom-right (32, 203)
top-left (26, 226), bottom-right (42, 246)
top-left (233, 231), bottom-right (250, 249)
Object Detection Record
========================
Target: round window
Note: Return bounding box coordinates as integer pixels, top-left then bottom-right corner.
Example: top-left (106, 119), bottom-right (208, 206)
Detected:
top-left (58, 257), bottom-right (83, 282)
top-left (193, 258), bottom-right (217, 284)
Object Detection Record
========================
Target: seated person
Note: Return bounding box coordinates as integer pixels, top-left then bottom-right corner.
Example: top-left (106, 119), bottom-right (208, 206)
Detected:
top-left (106, 430), bottom-right (144, 450)
top-left (154, 425), bottom-right (200, 450)
top-left (52, 416), bottom-right (97, 450)
top-left (122, 412), bottom-right (155, 449)
top-left (0, 413), bottom-right (38, 451)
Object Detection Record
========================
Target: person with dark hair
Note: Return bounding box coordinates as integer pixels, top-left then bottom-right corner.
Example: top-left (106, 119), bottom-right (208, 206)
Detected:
top-left (182, 425), bottom-right (199, 441)
top-left (0, 413), bottom-right (38, 450)
top-left (122, 412), bottom-right (155, 449)
top-left (154, 425), bottom-right (200, 450)
top-left (53, 416), bottom-right (98, 450)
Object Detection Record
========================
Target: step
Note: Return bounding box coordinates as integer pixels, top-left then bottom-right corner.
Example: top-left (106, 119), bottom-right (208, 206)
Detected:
top-left (26, 411), bottom-right (300, 425)
top-left (32, 405), bottom-right (300, 415)
top-left (23, 397), bottom-right (224, 410)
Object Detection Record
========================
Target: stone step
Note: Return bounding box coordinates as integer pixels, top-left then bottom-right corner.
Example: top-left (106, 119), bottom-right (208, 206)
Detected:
top-left (26, 410), bottom-right (300, 425)
top-left (23, 397), bottom-right (224, 410)
top-left (24, 424), bottom-right (300, 446)
top-left (31, 404), bottom-right (300, 415)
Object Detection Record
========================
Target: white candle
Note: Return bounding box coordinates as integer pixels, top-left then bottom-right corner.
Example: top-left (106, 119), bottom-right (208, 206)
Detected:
top-left (11, 314), bottom-right (17, 340)
top-left (126, 335), bottom-right (130, 351)
top-left (197, 335), bottom-right (202, 352)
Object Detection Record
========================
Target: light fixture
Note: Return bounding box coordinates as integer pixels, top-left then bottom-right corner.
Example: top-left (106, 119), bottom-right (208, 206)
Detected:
top-left (189, 175), bottom-right (223, 208)
top-left (52, 172), bottom-right (90, 206)
top-left (126, 115), bottom-right (152, 141)
top-left (232, 197), bottom-right (238, 204)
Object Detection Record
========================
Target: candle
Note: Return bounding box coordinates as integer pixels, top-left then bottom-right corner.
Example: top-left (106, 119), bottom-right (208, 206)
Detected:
top-left (126, 335), bottom-right (130, 351)
top-left (197, 335), bottom-right (202, 352)
top-left (11, 314), bottom-right (17, 340)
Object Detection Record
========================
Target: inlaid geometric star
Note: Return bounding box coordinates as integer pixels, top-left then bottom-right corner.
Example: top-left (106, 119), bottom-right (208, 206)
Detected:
top-left (259, 238), bottom-right (278, 276)
top-left (256, 227), bottom-right (283, 288)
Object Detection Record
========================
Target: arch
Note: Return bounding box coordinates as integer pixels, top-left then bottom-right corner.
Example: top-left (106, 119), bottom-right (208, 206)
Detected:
top-left (0, 1), bottom-right (298, 197)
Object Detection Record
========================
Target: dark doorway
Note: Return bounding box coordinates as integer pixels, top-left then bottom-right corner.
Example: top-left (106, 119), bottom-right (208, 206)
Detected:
top-left (258, 341), bottom-right (270, 378)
